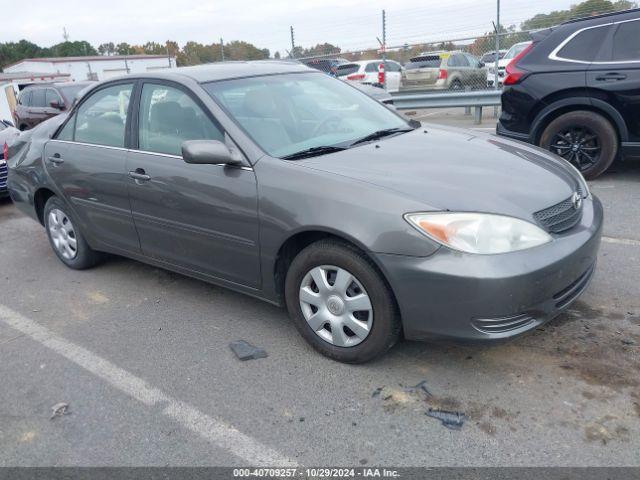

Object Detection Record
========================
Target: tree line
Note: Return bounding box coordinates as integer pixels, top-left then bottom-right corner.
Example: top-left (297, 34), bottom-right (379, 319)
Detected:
top-left (1, 0), bottom-right (636, 71)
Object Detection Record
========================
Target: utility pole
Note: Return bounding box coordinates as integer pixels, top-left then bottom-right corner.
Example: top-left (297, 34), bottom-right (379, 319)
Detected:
top-left (290, 26), bottom-right (296, 58)
top-left (494, 0), bottom-right (500, 90)
top-left (62, 27), bottom-right (69, 42)
top-left (220, 38), bottom-right (225, 62)
top-left (381, 9), bottom-right (387, 91)
top-left (166, 45), bottom-right (172, 68)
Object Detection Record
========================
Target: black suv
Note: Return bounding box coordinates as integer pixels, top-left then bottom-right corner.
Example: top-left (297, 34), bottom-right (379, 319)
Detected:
top-left (497, 9), bottom-right (640, 179)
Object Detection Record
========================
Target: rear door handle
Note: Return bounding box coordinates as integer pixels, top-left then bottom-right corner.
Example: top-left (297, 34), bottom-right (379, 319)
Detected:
top-left (47, 154), bottom-right (64, 165)
top-left (128, 169), bottom-right (150, 182)
top-left (595, 73), bottom-right (627, 81)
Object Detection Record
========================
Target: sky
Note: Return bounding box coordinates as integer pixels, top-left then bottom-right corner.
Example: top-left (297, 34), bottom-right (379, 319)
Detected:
top-left (4, 0), bottom-right (577, 55)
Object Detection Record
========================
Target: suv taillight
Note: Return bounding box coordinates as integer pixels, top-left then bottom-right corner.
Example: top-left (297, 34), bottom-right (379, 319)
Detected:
top-left (346, 73), bottom-right (366, 81)
top-left (437, 68), bottom-right (448, 80)
top-left (503, 43), bottom-right (534, 86)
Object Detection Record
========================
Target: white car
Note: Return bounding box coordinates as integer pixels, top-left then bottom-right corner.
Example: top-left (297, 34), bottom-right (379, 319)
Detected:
top-left (486, 41), bottom-right (532, 88)
top-left (336, 60), bottom-right (403, 92)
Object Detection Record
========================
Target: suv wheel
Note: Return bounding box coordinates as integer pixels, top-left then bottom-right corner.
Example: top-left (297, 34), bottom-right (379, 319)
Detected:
top-left (449, 79), bottom-right (463, 91)
top-left (284, 240), bottom-right (401, 363)
top-left (44, 196), bottom-right (102, 269)
top-left (539, 111), bottom-right (618, 179)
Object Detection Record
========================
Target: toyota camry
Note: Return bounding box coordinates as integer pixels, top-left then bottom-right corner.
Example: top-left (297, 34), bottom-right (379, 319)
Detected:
top-left (6, 61), bottom-right (602, 363)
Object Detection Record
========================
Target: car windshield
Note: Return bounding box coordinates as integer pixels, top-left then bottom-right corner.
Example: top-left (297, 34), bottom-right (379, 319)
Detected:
top-left (203, 72), bottom-right (409, 158)
top-left (503, 43), bottom-right (530, 60)
top-left (406, 56), bottom-right (442, 69)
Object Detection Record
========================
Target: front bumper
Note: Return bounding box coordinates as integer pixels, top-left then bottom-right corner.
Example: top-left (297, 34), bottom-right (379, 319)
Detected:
top-left (375, 196), bottom-right (603, 342)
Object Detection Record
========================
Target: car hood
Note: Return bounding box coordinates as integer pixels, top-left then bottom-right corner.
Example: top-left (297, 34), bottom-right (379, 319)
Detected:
top-left (297, 125), bottom-right (582, 221)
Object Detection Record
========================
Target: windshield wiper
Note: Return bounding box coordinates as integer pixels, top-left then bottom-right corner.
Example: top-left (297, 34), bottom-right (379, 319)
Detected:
top-left (281, 145), bottom-right (347, 160)
top-left (348, 127), bottom-right (415, 147)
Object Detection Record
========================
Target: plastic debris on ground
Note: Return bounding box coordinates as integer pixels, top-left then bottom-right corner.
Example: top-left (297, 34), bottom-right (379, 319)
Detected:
top-left (425, 408), bottom-right (466, 430)
top-left (229, 340), bottom-right (268, 361)
top-left (50, 402), bottom-right (70, 420)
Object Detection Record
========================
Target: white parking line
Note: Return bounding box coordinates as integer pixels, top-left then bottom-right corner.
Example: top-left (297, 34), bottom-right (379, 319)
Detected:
top-left (602, 236), bottom-right (640, 247)
top-left (0, 304), bottom-right (296, 467)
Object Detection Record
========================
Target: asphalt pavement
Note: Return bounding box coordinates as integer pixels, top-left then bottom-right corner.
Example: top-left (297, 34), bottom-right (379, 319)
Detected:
top-left (0, 117), bottom-right (639, 467)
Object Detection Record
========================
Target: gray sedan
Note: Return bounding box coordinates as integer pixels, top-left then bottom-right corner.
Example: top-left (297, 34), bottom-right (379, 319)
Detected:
top-left (6, 61), bottom-right (602, 363)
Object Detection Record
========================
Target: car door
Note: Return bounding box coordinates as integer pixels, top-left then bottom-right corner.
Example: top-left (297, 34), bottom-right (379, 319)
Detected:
top-left (127, 81), bottom-right (261, 288)
top-left (44, 81), bottom-right (140, 253)
top-left (587, 19), bottom-right (640, 142)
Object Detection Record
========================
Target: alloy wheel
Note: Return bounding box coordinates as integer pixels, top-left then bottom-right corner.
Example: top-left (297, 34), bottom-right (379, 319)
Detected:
top-left (549, 127), bottom-right (601, 172)
top-left (48, 209), bottom-right (78, 260)
top-left (299, 265), bottom-right (373, 347)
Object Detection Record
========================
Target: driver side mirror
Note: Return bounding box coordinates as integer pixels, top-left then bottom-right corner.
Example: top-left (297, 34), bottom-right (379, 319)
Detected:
top-left (182, 140), bottom-right (243, 167)
top-left (50, 100), bottom-right (65, 110)
top-left (478, 61), bottom-right (485, 68)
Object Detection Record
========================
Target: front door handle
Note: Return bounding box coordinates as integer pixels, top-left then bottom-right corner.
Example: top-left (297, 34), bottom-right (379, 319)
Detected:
top-left (47, 154), bottom-right (64, 165)
top-left (595, 73), bottom-right (627, 81)
top-left (128, 169), bottom-right (150, 182)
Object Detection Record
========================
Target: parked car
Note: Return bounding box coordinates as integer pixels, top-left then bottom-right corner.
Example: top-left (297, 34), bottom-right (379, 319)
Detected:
top-left (0, 120), bottom-right (20, 198)
top-left (486, 41), bottom-right (532, 88)
top-left (336, 60), bottom-right (403, 92)
top-left (300, 58), bottom-right (348, 77)
top-left (7, 61), bottom-right (601, 363)
top-left (497, 8), bottom-right (640, 179)
top-left (14, 81), bottom-right (95, 131)
top-left (481, 49), bottom-right (508, 65)
top-left (400, 51), bottom-right (486, 91)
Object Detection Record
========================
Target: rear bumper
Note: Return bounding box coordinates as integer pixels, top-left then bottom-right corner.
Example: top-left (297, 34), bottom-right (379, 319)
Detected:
top-left (496, 121), bottom-right (530, 143)
top-left (375, 196), bottom-right (603, 342)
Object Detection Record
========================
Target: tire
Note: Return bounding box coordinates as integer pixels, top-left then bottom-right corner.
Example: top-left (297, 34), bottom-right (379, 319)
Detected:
top-left (284, 239), bottom-right (401, 363)
top-left (44, 196), bottom-right (102, 269)
top-left (539, 111), bottom-right (618, 180)
top-left (449, 79), bottom-right (463, 91)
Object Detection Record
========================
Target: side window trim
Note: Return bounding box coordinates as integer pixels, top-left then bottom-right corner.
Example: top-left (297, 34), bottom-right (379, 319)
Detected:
top-left (52, 80), bottom-right (137, 146)
top-left (132, 79), bottom-right (227, 155)
top-left (549, 18), bottom-right (640, 64)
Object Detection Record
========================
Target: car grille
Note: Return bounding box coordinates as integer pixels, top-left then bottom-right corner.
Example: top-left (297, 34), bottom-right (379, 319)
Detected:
top-left (553, 263), bottom-right (596, 310)
top-left (533, 194), bottom-right (583, 233)
top-left (0, 157), bottom-right (7, 191)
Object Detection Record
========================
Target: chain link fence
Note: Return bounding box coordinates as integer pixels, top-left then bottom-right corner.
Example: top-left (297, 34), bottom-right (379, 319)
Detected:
top-left (294, 29), bottom-right (534, 93)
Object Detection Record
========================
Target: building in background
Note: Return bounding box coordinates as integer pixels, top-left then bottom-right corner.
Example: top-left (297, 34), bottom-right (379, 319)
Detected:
top-left (3, 55), bottom-right (176, 83)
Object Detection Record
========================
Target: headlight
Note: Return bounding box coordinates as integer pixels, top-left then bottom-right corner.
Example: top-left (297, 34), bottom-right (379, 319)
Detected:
top-left (404, 212), bottom-right (552, 254)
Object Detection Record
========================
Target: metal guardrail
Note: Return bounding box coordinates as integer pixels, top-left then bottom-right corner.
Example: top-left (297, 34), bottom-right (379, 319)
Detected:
top-left (389, 90), bottom-right (502, 124)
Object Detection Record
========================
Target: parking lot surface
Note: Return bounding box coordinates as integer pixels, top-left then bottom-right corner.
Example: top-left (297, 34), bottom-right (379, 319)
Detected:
top-left (1, 117), bottom-right (639, 466)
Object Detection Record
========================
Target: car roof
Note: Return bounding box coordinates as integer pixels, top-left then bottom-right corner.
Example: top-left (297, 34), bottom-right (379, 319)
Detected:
top-left (117, 60), bottom-right (316, 84)
top-left (561, 7), bottom-right (640, 25)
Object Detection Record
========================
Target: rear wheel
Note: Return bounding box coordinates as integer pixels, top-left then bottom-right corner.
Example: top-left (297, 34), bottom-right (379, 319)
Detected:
top-left (539, 111), bottom-right (618, 179)
top-left (449, 79), bottom-right (463, 91)
top-left (285, 240), bottom-right (401, 363)
top-left (44, 196), bottom-right (102, 269)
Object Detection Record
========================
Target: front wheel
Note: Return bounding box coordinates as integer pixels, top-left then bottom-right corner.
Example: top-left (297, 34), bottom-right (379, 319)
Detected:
top-left (44, 196), bottom-right (102, 269)
top-left (539, 111), bottom-right (618, 180)
top-left (285, 240), bottom-right (401, 363)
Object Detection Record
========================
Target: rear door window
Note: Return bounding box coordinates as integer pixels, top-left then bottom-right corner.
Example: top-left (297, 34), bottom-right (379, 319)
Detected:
top-left (30, 89), bottom-right (47, 108)
top-left (611, 20), bottom-right (640, 62)
top-left (365, 62), bottom-right (379, 73)
top-left (73, 83), bottom-right (133, 147)
top-left (557, 25), bottom-right (611, 62)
